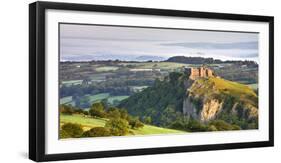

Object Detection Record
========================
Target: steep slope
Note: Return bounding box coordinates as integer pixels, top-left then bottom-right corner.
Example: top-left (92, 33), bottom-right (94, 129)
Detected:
top-left (184, 77), bottom-right (258, 128)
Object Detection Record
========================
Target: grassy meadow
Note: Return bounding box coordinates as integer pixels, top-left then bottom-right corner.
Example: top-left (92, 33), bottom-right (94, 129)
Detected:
top-left (60, 114), bottom-right (186, 136)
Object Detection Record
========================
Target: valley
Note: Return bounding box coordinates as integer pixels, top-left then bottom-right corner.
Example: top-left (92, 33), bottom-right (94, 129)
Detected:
top-left (59, 56), bottom-right (259, 138)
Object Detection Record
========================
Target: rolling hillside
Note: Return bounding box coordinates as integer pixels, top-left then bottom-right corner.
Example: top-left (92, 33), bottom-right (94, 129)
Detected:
top-left (60, 114), bottom-right (186, 136)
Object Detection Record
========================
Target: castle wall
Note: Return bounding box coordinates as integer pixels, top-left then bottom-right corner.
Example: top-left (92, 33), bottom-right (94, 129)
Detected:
top-left (189, 67), bottom-right (214, 80)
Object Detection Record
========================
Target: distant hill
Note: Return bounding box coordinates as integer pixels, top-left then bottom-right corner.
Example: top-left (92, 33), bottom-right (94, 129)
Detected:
top-left (166, 56), bottom-right (257, 65)
top-left (62, 54), bottom-right (166, 62)
top-left (166, 56), bottom-right (222, 64)
top-left (135, 55), bottom-right (166, 61)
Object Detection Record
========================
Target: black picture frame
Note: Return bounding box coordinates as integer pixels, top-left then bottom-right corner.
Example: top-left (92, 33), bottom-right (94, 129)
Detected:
top-left (29, 1), bottom-right (274, 162)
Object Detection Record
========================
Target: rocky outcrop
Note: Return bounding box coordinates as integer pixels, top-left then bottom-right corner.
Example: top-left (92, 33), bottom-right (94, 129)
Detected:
top-left (183, 97), bottom-right (223, 122)
top-left (183, 96), bottom-right (258, 123)
top-left (183, 76), bottom-right (258, 124)
top-left (231, 102), bottom-right (258, 120)
top-left (183, 97), bottom-right (198, 119)
top-left (200, 99), bottom-right (223, 122)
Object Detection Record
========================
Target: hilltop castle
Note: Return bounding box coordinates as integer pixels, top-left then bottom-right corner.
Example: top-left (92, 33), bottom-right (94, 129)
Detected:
top-left (186, 66), bottom-right (215, 80)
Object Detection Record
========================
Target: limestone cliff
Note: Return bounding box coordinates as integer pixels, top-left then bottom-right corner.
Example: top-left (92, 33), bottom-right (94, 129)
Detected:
top-left (183, 97), bottom-right (198, 118)
top-left (183, 76), bottom-right (258, 124)
top-left (200, 99), bottom-right (223, 122)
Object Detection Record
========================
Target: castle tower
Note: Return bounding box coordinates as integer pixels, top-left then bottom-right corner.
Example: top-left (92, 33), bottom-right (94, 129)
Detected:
top-left (190, 68), bottom-right (200, 80)
top-left (189, 66), bottom-right (216, 80)
top-left (200, 67), bottom-right (207, 77)
top-left (206, 69), bottom-right (213, 77)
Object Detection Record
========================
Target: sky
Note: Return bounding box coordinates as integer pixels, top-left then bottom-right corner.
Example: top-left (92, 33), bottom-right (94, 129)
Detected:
top-left (60, 24), bottom-right (259, 62)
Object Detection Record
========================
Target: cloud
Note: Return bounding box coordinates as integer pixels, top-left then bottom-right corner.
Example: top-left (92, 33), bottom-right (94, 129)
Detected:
top-left (60, 24), bottom-right (259, 62)
top-left (61, 36), bottom-right (163, 42)
top-left (161, 41), bottom-right (258, 50)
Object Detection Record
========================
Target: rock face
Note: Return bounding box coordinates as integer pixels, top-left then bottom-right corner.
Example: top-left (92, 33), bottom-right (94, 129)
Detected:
top-left (183, 97), bottom-right (224, 122)
top-left (183, 97), bottom-right (198, 118)
top-left (189, 67), bottom-right (215, 80)
top-left (200, 99), bottom-right (223, 122)
top-left (183, 71), bottom-right (258, 124)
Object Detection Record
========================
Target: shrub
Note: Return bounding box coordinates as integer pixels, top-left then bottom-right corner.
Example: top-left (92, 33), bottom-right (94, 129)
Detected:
top-left (60, 104), bottom-right (75, 115)
top-left (75, 108), bottom-right (84, 114)
top-left (82, 127), bottom-right (111, 137)
top-left (169, 120), bottom-right (186, 130)
top-left (59, 129), bottom-right (71, 139)
top-left (207, 125), bottom-right (218, 131)
top-left (107, 107), bottom-right (121, 119)
top-left (231, 124), bottom-right (241, 130)
top-left (129, 118), bottom-right (144, 129)
top-left (105, 118), bottom-right (130, 136)
top-left (119, 108), bottom-right (129, 120)
top-left (83, 110), bottom-right (89, 115)
top-left (89, 102), bottom-right (106, 118)
top-left (143, 116), bottom-right (152, 124)
top-left (186, 119), bottom-right (208, 132)
top-left (208, 120), bottom-right (234, 131)
top-left (61, 123), bottom-right (83, 138)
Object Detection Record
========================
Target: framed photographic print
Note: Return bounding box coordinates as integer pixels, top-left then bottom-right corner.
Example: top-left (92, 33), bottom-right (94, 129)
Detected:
top-left (29, 1), bottom-right (274, 162)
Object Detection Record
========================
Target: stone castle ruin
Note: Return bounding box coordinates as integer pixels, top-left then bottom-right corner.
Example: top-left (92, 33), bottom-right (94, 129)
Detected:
top-left (185, 66), bottom-right (216, 80)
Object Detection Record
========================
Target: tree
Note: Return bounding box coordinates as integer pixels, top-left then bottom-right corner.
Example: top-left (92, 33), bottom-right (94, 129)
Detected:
top-left (143, 116), bottom-right (152, 124)
top-left (186, 119), bottom-right (208, 132)
top-left (83, 110), bottom-right (89, 115)
top-left (107, 107), bottom-right (121, 119)
top-left (105, 118), bottom-right (130, 136)
top-left (208, 120), bottom-right (234, 131)
top-left (129, 117), bottom-right (144, 129)
top-left (82, 127), bottom-right (111, 137)
top-left (60, 104), bottom-right (75, 115)
top-left (59, 129), bottom-right (71, 139)
top-left (119, 108), bottom-right (129, 120)
top-left (89, 102), bottom-right (106, 118)
top-left (61, 123), bottom-right (83, 138)
top-left (169, 119), bottom-right (186, 130)
top-left (207, 125), bottom-right (218, 131)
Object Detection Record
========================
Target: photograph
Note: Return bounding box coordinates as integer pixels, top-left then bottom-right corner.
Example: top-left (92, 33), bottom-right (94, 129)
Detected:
top-left (59, 23), bottom-right (259, 139)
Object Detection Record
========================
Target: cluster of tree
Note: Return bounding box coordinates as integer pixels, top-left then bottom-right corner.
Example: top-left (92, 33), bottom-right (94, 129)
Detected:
top-left (119, 72), bottom-right (186, 127)
top-left (60, 104), bottom-right (88, 115)
top-left (60, 119), bottom-right (132, 139)
top-left (88, 102), bottom-right (144, 130)
top-left (169, 118), bottom-right (241, 132)
top-left (60, 84), bottom-right (132, 99)
top-left (60, 102), bottom-right (145, 138)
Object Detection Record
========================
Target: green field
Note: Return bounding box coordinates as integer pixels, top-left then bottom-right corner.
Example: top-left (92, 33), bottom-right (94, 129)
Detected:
top-left (60, 114), bottom-right (186, 135)
top-left (95, 66), bottom-right (119, 72)
top-left (85, 93), bottom-right (110, 103)
top-left (119, 62), bottom-right (192, 70)
top-left (62, 80), bottom-right (83, 86)
top-left (60, 93), bottom-right (130, 107)
top-left (60, 96), bottom-right (72, 104)
top-left (107, 96), bottom-right (129, 104)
